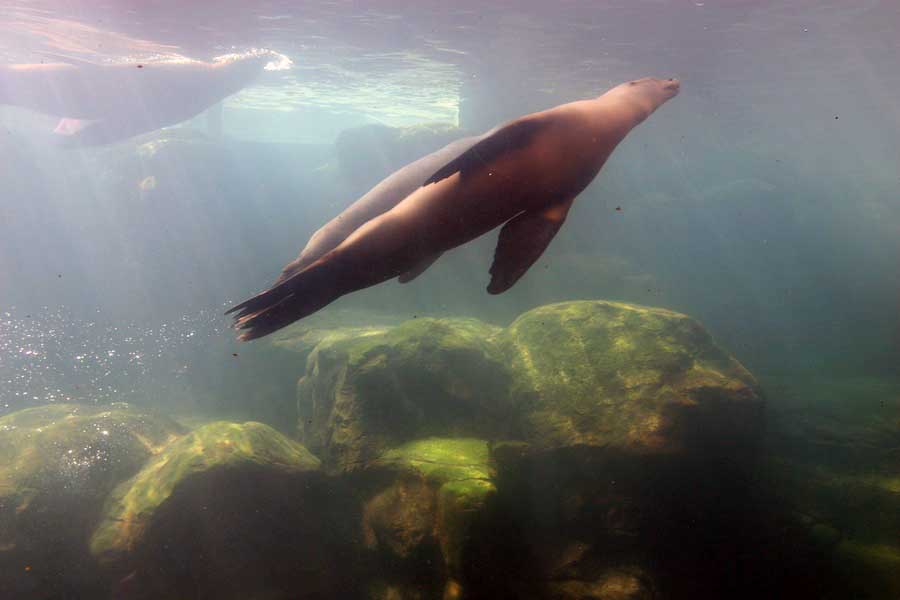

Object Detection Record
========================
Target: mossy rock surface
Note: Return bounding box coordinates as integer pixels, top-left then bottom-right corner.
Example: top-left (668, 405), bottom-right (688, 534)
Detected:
top-left (500, 300), bottom-right (764, 454)
top-left (297, 317), bottom-right (511, 472)
top-left (363, 438), bottom-right (496, 589)
top-left (270, 309), bottom-right (404, 358)
top-left (547, 565), bottom-right (656, 600)
top-left (378, 437), bottom-right (493, 486)
top-left (763, 457), bottom-right (900, 548)
top-left (91, 420), bottom-right (319, 562)
top-left (833, 541), bottom-right (900, 599)
top-left (0, 402), bottom-right (184, 598)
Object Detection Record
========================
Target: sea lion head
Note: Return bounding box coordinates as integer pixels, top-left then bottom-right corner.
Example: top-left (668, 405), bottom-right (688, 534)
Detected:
top-left (624, 76), bottom-right (680, 102)
top-left (605, 77), bottom-right (680, 122)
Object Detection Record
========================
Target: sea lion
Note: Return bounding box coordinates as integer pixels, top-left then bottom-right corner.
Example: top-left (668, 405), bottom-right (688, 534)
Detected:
top-left (276, 132), bottom-right (486, 284)
top-left (229, 77), bottom-right (680, 340)
top-left (0, 51), bottom-right (274, 145)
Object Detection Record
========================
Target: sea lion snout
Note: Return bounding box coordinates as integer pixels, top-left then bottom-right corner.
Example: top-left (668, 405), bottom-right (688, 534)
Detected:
top-left (625, 77), bottom-right (680, 97)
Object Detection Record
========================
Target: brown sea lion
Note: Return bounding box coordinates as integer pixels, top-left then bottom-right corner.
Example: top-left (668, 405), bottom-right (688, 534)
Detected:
top-left (0, 51), bottom-right (275, 146)
top-left (229, 77), bottom-right (680, 340)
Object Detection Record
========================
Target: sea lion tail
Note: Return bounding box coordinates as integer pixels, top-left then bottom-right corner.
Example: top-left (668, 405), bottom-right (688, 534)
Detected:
top-left (226, 264), bottom-right (337, 340)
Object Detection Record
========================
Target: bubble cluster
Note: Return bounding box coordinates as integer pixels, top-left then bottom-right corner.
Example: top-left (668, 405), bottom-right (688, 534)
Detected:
top-left (0, 306), bottom-right (231, 415)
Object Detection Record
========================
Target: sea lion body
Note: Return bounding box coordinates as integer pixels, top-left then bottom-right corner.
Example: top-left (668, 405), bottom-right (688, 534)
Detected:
top-left (279, 133), bottom-right (486, 281)
top-left (230, 77), bottom-right (680, 339)
top-left (0, 52), bottom-right (271, 145)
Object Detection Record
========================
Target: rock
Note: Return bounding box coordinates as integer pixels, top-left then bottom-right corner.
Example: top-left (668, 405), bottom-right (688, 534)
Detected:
top-left (296, 318), bottom-right (511, 472)
top-left (271, 308), bottom-right (404, 360)
top-left (500, 300), bottom-right (764, 456)
top-left (0, 403), bottom-right (184, 599)
top-left (833, 541), bottom-right (900, 599)
top-left (363, 477), bottom-right (437, 561)
top-left (361, 438), bottom-right (496, 599)
top-left (90, 421), bottom-right (355, 599)
top-left (547, 566), bottom-right (656, 600)
top-left (484, 301), bottom-right (766, 598)
top-left (763, 458), bottom-right (900, 550)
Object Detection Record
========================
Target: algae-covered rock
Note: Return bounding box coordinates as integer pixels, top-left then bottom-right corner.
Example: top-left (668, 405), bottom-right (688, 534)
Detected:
top-left (91, 420), bottom-right (319, 563)
top-left (297, 317), bottom-right (511, 472)
top-left (0, 403), bottom-right (184, 598)
top-left (362, 438), bottom-right (496, 597)
top-left (834, 541), bottom-right (900, 599)
top-left (548, 566), bottom-right (656, 600)
top-left (379, 438), bottom-right (496, 572)
top-left (90, 420), bottom-right (356, 599)
top-left (500, 300), bottom-right (764, 455)
top-left (271, 309), bottom-right (404, 359)
top-left (481, 301), bottom-right (766, 599)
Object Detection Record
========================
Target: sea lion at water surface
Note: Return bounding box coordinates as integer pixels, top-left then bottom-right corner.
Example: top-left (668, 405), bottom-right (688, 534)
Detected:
top-left (0, 51), bottom-right (276, 145)
top-left (229, 77), bottom-right (680, 340)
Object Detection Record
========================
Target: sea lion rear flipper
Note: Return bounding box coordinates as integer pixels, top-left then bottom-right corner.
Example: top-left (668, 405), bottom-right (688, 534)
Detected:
top-left (398, 252), bottom-right (443, 283)
top-left (424, 117), bottom-right (547, 185)
top-left (227, 262), bottom-right (339, 340)
top-left (487, 198), bottom-right (575, 294)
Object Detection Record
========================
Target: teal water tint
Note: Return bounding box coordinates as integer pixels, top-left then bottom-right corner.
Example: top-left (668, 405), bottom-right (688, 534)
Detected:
top-left (0, 1), bottom-right (898, 599)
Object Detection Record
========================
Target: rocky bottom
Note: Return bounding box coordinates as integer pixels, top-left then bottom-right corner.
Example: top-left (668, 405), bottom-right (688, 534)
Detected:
top-left (0, 301), bottom-right (896, 599)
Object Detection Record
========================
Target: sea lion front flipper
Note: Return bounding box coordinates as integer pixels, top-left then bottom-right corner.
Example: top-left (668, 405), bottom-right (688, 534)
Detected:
top-left (487, 198), bottom-right (575, 294)
top-left (398, 252), bottom-right (443, 283)
top-left (424, 117), bottom-right (547, 185)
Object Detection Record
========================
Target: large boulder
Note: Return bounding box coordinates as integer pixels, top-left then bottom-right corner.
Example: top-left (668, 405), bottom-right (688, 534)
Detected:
top-left (0, 403), bottom-right (185, 599)
top-left (90, 421), bottom-right (355, 599)
top-left (296, 317), bottom-right (512, 472)
top-left (271, 309), bottom-right (405, 362)
top-left (272, 300), bottom-right (772, 598)
top-left (500, 300), bottom-right (764, 456)
top-left (486, 301), bottom-right (766, 598)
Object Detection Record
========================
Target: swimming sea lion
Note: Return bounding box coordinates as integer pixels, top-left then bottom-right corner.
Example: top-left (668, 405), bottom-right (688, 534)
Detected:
top-left (229, 77), bottom-right (680, 340)
top-left (276, 132), bottom-right (486, 284)
top-left (0, 51), bottom-right (274, 145)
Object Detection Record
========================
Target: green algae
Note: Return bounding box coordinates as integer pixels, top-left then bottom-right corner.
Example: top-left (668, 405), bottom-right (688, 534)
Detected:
top-left (0, 403), bottom-right (184, 519)
top-left (379, 437), bottom-right (493, 485)
top-left (334, 317), bottom-right (503, 367)
top-left (297, 318), bottom-right (510, 472)
top-left (90, 421), bottom-right (320, 560)
top-left (377, 437), bottom-right (496, 574)
top-left (0, 403), bottom-right (185, 595)
top-left (499, 301), bottom-right (762, 452)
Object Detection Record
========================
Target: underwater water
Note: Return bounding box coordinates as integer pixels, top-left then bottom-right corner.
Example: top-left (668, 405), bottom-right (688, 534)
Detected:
top-left (0, 1), bottom-right (898, 598)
